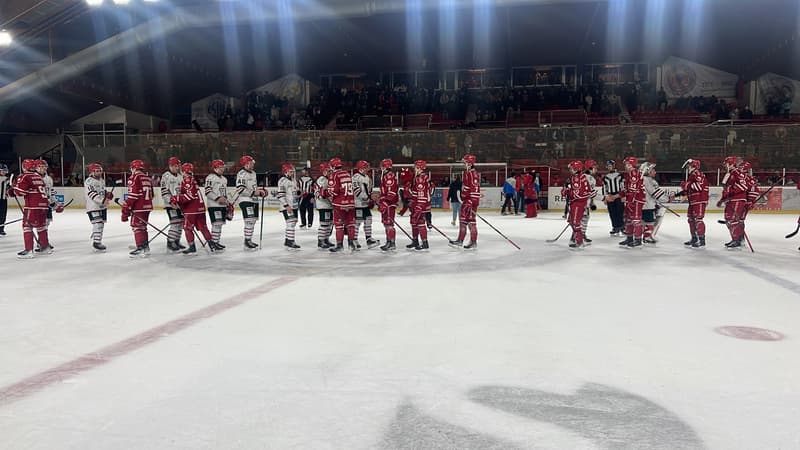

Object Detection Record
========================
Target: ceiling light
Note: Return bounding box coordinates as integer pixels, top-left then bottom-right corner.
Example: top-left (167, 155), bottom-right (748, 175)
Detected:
top-left (86, 0), bottom-right (103, 6)
top-left (0, 30), bottom-right (12, 47)
top-left (112, 0), bottom-right (129, 4)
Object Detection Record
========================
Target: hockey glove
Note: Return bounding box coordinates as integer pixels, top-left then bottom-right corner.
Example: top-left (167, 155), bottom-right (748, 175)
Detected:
top-left (55, 204), bottom-right (65, 213)
top-left (121, 206), bottom-right (130, 222)
top-left (226, 204), bottom-right (235, 221)
top-left (106, 192), bottom-right (114, 200)
top-left (590, 203), bottom-right (597, 211)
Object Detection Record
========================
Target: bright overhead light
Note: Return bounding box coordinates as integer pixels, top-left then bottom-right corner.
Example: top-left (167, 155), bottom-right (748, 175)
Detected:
top-left (86, 0), bottom-right (103, 6)
top-left (0, 30), bottom-right (12, 47)
top-left (112, 0), bottom-right (129, 4)
top-left (143, 0), bottom-right (159, 2)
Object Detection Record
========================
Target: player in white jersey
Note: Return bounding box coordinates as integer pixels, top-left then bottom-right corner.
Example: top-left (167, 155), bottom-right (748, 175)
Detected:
top-left (277, 163), bottom-right (301, 250)
top-left (641, 162), bottom-right (666, 244)
top-left (579, 160), bottom-right (599, 245)
top-left (38, 160), bottom-right (62, 252)
top-left (204, 159), bottom-right (230, 250)
top-left (352, 160), bottom-right (380, 249)
top-left (234, 155), bottom-right (266, 250)
top-left (161, 157), bottom-right (186, 251)
top-left (84, 163), bottom-right (113, 252)
top-left (314, 162), bottom-right (334, 249)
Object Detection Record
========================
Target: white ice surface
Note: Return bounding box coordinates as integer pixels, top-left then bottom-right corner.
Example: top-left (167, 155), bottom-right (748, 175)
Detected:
top-left (1, 209), bottom-right (799, 449)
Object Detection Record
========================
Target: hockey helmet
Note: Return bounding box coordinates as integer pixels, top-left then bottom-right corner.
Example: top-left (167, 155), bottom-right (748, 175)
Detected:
top-left (462, 154), bottom-right (476, 165)
top-left (88, 163), bottom-right (103, 173)
top-left (167, 157), bottom-right (181, 167)
top-left (0, 163), bottom-right (8, 173)
top-left (319, 162), bottom-right (330, 174)
top-left (281, 163), bottom-right (295, 175)
top-left (740, 161), bottom-right (752, 172)
top-left (22, 159), bottom-right (36, 171)
top-left (211, 159), bottom-right (225, 170)
top-left (239, 155), bottom-right (254, 167)
top-left (606, 160), bottom-right (616, 167)
top-left (181, 163), bottom-right (194, 174)
top-left (130, 160), bottom-right (145, 171)
top-left (623, 156), bottom-right (638, 168)
top-left (329, 157), bottom-right (343, 168)
top-left (414, 160), bottom-right (427, 171)
top-left (585, 159), bottom-right (598, 170)
top-left (682, 158), bottom-right (701, 169)
top-left (380, 158), bottom-right (393, 169)
top-left (568, 160), bottom-right (584, 172)
top-left (356, 160), bottom-right (370, 171)
top-left (723, 156), bottom-right (738, 166)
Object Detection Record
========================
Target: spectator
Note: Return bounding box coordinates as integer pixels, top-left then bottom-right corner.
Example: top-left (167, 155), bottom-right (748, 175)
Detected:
top-left (440, 175), bottom-right (450, 187)
top-left (501, 173), bottom-right (516, 215)
top-left (741, 105), bottom-right (754, 120)
top-left (447, 174), bottom-right (462, 226)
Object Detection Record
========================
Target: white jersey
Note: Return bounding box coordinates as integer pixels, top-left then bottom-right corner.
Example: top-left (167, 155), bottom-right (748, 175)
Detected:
top-left (352, 172), bottom-right (373, 208)
top-left (643, 176), bottom-right (665, 210)
top-left (277, 176), bottom-right (300, 211)
top-left (43, 174), bottom-right (57, 204)
top-left (235, 169), bottom-right (259, 204)
top-left (204, 173), bottom-right (228, 208)
top-left (160, 170), bottom-right (182, 204)
top-left (84, 176), bottom-right (108, 211)
top-left (314, 175), bottom-right (332, 209)
top-left (585, 173), bottom-right (598, 205)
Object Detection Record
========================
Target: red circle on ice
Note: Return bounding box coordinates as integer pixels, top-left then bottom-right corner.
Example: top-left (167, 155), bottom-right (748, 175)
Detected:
top-left (714, 326), bottom-right (785, 341)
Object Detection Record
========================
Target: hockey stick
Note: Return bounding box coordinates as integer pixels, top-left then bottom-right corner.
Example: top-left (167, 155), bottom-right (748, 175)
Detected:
top-left (546, 223), bottom-right (570, 243)
top-left (477, 213), bottom-right (522, 250)
top-left (0, 217), bottom-right (22, 227)
top-left (428, 222), bottom-right (452, 241)
top-left (743, 230), bottom-right (754, 253)
top-left (258, 194), bottom-right (266, 250)
top-left (392, 219), bottom-right (413, 240)
top-left (785, 220), bottom-right (800, 239)
top-left (655, 201), bottom-right (680, 217)
top-left (115, 199), bottom-right (171, 241)
top-left (192, 229), bottom-right (211, 253)
top-left (717, 177), bottom-right (784, 224)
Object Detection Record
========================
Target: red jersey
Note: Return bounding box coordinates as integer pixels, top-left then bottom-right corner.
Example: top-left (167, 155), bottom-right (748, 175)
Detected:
top-left (410, 173), bottom-right (431, 210)
top-left (124, 170), bottom-right (154, 212)
top-left (176, 175), bottom-right (206, 214)
top-left (380, 170), bottom-right (399, 206)
top-left (568, 173), bottom-right (593, 203)
top-left (745, 173), bottom-right (760, 204)
top-left (326, 168), bottom-right (355, 208)
top-left (681, 170), bottom-right (709, 204)
top-left (722, 168), bottom-right (748, 201)
top-left (461, 168), bottom-right (481, 206)
top-left (13, 171), bottom-right (49, 209)
top-left (623, 169), bottom-right (645, 203)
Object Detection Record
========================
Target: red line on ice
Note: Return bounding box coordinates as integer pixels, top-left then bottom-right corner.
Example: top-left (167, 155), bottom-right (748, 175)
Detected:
top-left (0, 276), bottom-right (297, 406)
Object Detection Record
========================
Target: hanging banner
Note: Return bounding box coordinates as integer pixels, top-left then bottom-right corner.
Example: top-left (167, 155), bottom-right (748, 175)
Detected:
top-left (754, 72), bottom-right (800, 115)
top-left (661, 56), bottom-right (737, 99)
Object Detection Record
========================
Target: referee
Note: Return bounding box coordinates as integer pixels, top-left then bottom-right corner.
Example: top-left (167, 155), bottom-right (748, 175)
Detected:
top-left (0, 163), bottom-right (8, 236)
top-left (602, 160), bottom-right (625, 236)
top-left (297, 168), bottom-right (314, 228)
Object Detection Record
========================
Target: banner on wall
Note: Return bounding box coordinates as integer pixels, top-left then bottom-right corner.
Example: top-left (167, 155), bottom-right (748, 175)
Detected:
top-left (754, 72), bottom-right (800, 115)
top-left (661, 56), bottom-right (737, 99)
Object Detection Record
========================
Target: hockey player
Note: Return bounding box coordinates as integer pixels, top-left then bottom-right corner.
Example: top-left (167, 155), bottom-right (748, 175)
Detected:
top-left (204, 159), bottom-right (230, 250)
top-left (326, 157), bottom-right (357, 252)
top-left (407, 160), bottom-right (431, 251)
top-left (620, 156), bottom-right (645, 248)
top-left (10, 159), bottom-right (51, 258)
top-left (562, 160), bottom-right (593, 249)
top-left (580, 160), bottom-right (599, 244)
top-left (717, 156), bottom-right (748, 248)
top-left (378, 158), bottom-right (399, 251)
top-left (523, 169), bottom-right (538, 218)
top-left (235, 155), bottom-right (266, 250)
top-left (121, 160), bottom-right (154, 257)
top-left (740, 161), bottom-right (760, 238)
top-left (449, 154), bottom-right (481, 250)
top-left (84, 163), bottom-right (114, 252)
top-left (175, 163), bottom-right (218, 254)
top-left (298, 168), bottom-right (314, 228)
top-left (277, 163), bottom-right (301, 250)
top-left (353, 160), bottom-right (379, 249)
top-left (314, 162), bottom-right (334, 249)
top-left (678, 158), bottom-right (709, 248)
top-left (640, 162), bottom-right (666, 244)
top-left (0, 163), bottom-right (8, 236)
top-left (161, 157), bottom-right (186, 251)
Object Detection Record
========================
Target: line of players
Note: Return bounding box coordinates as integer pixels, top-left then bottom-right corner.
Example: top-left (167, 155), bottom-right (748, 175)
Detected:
top-left (7, 153), bottom-right (483, 258)
top-left (561, 155), bottom-right (762, 250)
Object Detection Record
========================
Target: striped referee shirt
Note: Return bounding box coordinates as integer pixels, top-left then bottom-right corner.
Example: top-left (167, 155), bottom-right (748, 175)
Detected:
top-left (602, 170), bottom-right (623, 196)
top-left (0, 175), bottom-right (8, 200)
top-left (298, 175), bottom-right (314, 195)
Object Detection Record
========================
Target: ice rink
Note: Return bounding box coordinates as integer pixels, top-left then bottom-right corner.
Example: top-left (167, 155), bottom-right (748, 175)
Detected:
top-left (1, 208), bottom-right (799, 449)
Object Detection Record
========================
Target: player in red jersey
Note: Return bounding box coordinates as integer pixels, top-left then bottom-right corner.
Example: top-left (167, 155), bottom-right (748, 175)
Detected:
top-left (121, 159), bottom-right (155, 257)
top-left (717, 156), bottom-right (748, 248)
top-left (449, 154), bottom-right (481, 250)
top-left (406, 160), bottom-right (431, 251)
top-left (678, 158), bottom-right (709, 248)
top-left (620, 156), bottom-right (645, 248)
top-left (739, 161), bottom-right (760, 241)
top-left (9, 159), bottom-right (51, 258)
top-left (378, 158), bottom-right (399, 251)
top-left (326, 157), bottom-right (357, 252)
top-left (174, 163), bottom-right (217, 254)
top-left (397, 167), bottom-right (413, 216)
top-left (562, 160), bottom-right (593, 249)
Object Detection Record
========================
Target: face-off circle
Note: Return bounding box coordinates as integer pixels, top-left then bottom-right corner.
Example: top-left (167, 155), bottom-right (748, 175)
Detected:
top-left (714, 326), bottom-right (785, 341)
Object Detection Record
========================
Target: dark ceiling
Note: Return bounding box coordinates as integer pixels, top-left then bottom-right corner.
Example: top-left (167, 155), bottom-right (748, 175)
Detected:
top-left (1, 0), bottom-right (799, 132)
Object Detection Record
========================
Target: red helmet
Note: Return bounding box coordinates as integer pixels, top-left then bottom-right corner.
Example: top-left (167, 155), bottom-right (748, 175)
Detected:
top-left (740, 161), bottom-right (752, 171)
top-left (88, 163), bottom-right (103, 173)
top-left (130, 160), bottom-right (145, 170)
top-left (22, 159), bottom-right (36, 171)
top-left (585, 159), bottom-right (598, 170)
top-left (414, 160), bottom-right (427, 170)
top-left (684, 159), bottom-right (701, 169)
top-left (319, 162), bottom-right (330, 174)
top-left (36, 159), bottom-right (48, 168)
top-left (624, 156), bottom-right (638, 167)
top-left (167, 157), bottom-right (181, 167)
top-left (356, 160), bottom-right (369, 171)
top-left (569, 160), bottom-right (584, 172)
top-left (463, 154), bottom-right (476, 164)
top-left (723, 156), bottom-right (738, 166)
top-left (211, 159), bottom-right (225, 170)
top-left (381, 158), bottom-right (393, 169)
top-left (181, 163), bottom-right (194, 174)
top-left (240, 155), bottom-right (254, 167)
top-left (281, 163), bottom-right (294, 174)
top-left (329, 157), bottom-right (342, 168)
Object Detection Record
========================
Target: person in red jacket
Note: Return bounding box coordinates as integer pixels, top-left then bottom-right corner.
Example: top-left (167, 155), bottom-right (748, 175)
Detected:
top-left (679, 158), bottom-right (709, 248)
top-left (10, 159), bottom-right (52, 258)
top-left (378, 158), bottom-right (399, 251)
top-left (407, 160), bottom-right (431, 251)
top-left (562, 160), bottom-right (593, 249)
top-left (175, 163), bottom-right (218, 254)
top-left (523, 169), bottom-right (538, 218)
top-left (620, 156), bottom-right (645, 248)
top-left (326, 157), bottom-right (357, 252)
top-left (449, 154), bottom-right (481, 250)
top-left (121, 160), bottom-right (154, 257)
top-left (718, 156), bottom-right (748, 248)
